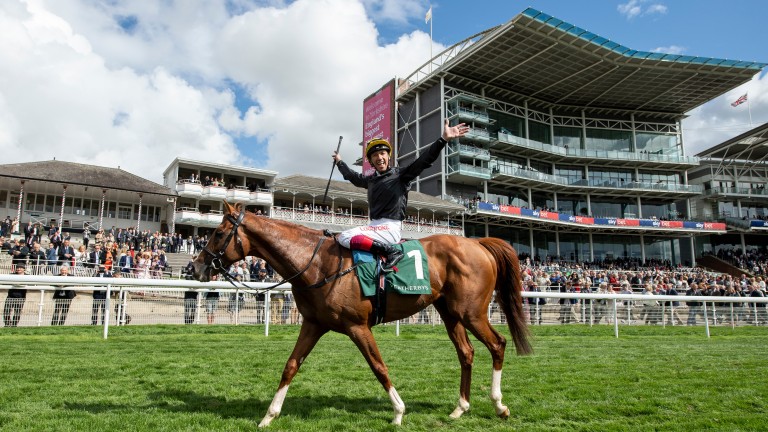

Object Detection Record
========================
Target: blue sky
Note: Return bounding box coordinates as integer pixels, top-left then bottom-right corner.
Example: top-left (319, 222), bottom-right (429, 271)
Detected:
top-left (1, 0), bottom-right (765, 181)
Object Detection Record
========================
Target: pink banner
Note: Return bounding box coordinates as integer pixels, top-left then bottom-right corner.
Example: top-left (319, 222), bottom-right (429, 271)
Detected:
top-left (362, 80), bottom-right (395, 176)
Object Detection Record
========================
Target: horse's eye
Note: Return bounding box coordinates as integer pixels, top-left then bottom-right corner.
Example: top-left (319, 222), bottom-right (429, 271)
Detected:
top-left (215, 231), bottom-right (224, 237)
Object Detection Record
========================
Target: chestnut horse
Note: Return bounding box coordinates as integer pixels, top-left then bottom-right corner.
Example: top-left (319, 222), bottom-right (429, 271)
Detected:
top-left (192, 202), bottom-right (531, 427)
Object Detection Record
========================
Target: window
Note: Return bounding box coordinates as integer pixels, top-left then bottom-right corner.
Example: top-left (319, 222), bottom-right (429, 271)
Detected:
top-left (0, 191), bottom-right (6, 208)
top-left (118, 203), bottom-right (133, 220)
top-left (553, 126), bottom-right (582, 149)
top-left (73, 198), bottom-right (82, 215)
top-left (585, 128), bottom-right (631, 152)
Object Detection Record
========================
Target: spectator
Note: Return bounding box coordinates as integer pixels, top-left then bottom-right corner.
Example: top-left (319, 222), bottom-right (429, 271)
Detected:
top-left (58, 238), bottom-right (76, 267)
top-left (92, 265), bottom-right (112, 325)
top-left (9, 239), bottom-right (29, 269)
top-left (3, 265), bottom-right (27, 327)
top-left (51, 266), bottom-right (75, 326)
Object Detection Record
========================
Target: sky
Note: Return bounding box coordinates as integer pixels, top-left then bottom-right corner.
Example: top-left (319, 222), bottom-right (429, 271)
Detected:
top-left (1, 0), bottom-right (766, 184)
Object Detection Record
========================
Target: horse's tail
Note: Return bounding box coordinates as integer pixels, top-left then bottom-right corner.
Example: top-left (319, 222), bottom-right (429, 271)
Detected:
top-left (478, 237), bottom-right (532, 356)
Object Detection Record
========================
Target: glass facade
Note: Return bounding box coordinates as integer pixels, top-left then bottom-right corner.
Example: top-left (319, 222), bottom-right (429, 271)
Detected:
top-left (553, 125), bottom-right (582, 149)
top-left (590, 199), bottom-right (639, 219)
top-left (592, 234), bottom-right (642, 261)
top-left (585, 128), bottom-right (632, 152)
top-left (557, 194), bottom-right (588, 216)
top-left (635, 132), bottom-right (679, 156)
top-left (528, 120), bottom-right (551, 145)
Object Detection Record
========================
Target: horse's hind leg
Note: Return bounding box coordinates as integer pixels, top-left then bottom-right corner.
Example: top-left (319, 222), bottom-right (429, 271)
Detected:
top-left (346, 324), bottom-right (406, 425)
top-left (433, 300), bottom-right (474, 419)
top-left (259, 320), bottom-right (328, 428)
top-left (463, 317), bottom-right (510, 419)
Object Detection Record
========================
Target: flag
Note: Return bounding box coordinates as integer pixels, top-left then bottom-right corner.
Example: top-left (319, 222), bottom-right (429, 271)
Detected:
top-left (425, 6), bottom-right (432, 24)
top-left (731, 93), bottom-right (748, 107)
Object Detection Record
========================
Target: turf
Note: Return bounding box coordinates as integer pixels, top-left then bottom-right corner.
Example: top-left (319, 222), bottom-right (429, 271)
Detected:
top-left (0, 324), bottom-right (766, 431)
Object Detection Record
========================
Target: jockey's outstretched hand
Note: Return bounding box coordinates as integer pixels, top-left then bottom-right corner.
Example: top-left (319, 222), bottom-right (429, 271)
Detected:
top-left (442, 119), bottom-right (470, 141)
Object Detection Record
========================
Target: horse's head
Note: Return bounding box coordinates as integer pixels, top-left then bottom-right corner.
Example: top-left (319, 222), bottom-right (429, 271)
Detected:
top-left (192, 201), bottom-right (247, 282)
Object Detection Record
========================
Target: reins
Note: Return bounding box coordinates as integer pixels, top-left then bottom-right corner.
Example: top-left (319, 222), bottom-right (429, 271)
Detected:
top-left (203, 213), bottom-right (359, 294)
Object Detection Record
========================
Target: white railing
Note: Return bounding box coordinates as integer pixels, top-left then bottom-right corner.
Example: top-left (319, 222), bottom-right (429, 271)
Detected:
top-left (271, 207), bottom-right (462, 235)
top-left (3, 274), bottom-right (767, 339)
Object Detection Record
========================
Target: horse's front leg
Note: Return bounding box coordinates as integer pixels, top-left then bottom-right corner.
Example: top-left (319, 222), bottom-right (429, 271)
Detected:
top-left (259, 320), bottom-right (328, 428)
top-left (346, 324), bottom-right (406, 425)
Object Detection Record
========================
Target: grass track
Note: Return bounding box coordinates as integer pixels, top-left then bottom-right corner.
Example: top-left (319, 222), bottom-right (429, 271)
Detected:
top-left (1, 325), bottom-right (767, 431)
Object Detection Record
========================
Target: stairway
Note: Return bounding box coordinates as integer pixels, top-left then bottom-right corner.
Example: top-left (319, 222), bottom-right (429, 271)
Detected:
top-left (696, 254), bottom-right (752, 278)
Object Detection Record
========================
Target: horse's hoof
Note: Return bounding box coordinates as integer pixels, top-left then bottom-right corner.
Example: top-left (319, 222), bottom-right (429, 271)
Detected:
top-left (497, 406), bottom-right (510, 420)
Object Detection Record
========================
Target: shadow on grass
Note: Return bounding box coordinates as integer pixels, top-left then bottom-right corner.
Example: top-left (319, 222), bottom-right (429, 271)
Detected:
top-left (64, 388), bottom-right (443, 421)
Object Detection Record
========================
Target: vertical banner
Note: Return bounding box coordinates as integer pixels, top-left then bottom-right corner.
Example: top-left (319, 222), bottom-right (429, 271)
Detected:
top-left (362, 79), bottom-right (395, 176)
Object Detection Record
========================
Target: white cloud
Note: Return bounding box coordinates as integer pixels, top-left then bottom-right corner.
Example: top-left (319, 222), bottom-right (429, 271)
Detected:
top-left (617, 0), bottom-right (668, 20)
top-left (682, 72), bottom-right (768, 156)
top-left (653, 45), bottom-right (685, 55)
top-left (0, 0), bottom-right (438, 184)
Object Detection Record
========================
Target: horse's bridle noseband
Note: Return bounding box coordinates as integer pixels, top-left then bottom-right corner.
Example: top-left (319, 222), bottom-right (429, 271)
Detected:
top-left (201, 210), bottom-right (245, 272)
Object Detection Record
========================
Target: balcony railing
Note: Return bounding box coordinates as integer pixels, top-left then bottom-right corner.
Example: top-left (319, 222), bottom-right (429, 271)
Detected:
top-left (457, 107), bottom-right (490, 124)
top-left (226, 186), bottom-right (251, 202)
top-left (201, 185), bottom-right (227, 200)
top-left (176, 180), bottom-right (202, 198)
top-left (703, 187), bottom-right (768, 197)
top-left (174, 208), bottom-right (201, 223)
top-left (447, 162), bottom-right (491, 179)
top-left (492, 166), bottom-right (703, 193)
top-left (497, 132), bottom-right (699, 165)
top-left (270, 207), bottom-right (463, 236)
top-left (446, 143), bottom-right (491, 160)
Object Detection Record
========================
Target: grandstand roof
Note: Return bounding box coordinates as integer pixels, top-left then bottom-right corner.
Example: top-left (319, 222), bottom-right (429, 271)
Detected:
top-left (0, 160), bottom-right (174, 196)
top-left (275, 174), bottom-right (465, 212)
top-left (398, 8), bottom-right (765, 118)
top-left (695, 122), bottom-right (768, 163)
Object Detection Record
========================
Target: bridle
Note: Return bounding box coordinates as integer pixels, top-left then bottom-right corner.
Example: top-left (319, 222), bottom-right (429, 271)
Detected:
top-left (201, 210), bottom-right (245, 272)
top-left (200, 212), bottom-right (359, 293)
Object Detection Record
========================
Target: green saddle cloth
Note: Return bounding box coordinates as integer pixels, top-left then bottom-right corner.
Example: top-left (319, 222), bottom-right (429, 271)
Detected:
top-left (354, 240), bottom-right (431, 297)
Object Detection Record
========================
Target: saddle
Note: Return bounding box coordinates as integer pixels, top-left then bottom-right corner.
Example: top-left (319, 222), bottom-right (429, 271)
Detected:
top-left (352, 240), bottom-right (431, 324)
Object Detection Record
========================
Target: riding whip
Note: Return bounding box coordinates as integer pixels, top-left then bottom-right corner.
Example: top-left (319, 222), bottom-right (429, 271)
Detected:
top-left (322, 136), bottom-right (343, 204)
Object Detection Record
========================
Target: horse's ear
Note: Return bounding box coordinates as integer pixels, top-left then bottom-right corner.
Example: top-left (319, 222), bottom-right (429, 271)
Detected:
top-left (223, 201), bottom-right (234, 213)
top-left (234, 202), bottom-right (244, 213)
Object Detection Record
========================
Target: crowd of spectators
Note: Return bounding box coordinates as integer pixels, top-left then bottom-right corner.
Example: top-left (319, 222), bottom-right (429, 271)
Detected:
top-left (519, 261), bottom-right (768, 325)
top-left (710, 247), bottom-right (767, 276)
top-left (1, 221), bottom-right (212, 278)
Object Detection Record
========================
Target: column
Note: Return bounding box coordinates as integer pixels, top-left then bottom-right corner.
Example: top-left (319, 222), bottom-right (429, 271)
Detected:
top-left (640, 233), bottom-right (646, 264)
top-left (58, 185), bottom-right (67, 229)
top-left (529, 228), bottom-right (535, 261)
top-left (98, 189), bottom-right (106, 230)
top-left (16, 180), bottom-right (24, 229)
top-left (170, 197), bottom-right (177, 236)
top-left (136, 194), bottom-right (143, 232)
top-left (588, 232), bottom-right (594, 262)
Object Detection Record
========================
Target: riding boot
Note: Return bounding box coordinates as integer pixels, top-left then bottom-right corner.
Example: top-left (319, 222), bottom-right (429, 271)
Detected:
top-left (368, 240), bottom-right (403, 272)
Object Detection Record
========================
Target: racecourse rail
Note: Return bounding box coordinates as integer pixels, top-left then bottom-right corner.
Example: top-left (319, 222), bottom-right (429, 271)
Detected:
top-left (1, 274), bottom-right (767, 339)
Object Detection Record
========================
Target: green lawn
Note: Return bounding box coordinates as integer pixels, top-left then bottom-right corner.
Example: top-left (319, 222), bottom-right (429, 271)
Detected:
top-left (1, 325), bottom-right (766, 431)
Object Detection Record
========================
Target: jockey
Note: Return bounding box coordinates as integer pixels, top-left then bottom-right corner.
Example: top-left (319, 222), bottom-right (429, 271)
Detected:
top-left (333, 119), bottom-right (469, 271)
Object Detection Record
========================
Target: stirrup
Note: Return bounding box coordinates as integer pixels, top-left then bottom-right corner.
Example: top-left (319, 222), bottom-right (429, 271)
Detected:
top-left (381, 251), bottom-right (403, 273)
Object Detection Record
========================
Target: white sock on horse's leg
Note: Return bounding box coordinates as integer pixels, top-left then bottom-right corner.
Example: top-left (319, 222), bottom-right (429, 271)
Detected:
top-left (449, 396), bottom-right (470, 418)
top-left (388, 386), bottom-right (406, 425)
top-left (259, 384), bottom-right (289, 428)
top-left (490, 369), bottom-right (509, 418)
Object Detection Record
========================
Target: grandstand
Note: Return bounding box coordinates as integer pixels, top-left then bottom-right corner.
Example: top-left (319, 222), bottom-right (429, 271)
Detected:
top-left (388, 7), bottom-right (766, 268)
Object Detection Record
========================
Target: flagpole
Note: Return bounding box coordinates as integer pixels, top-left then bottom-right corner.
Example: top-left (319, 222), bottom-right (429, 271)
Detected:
top-left (429, 6), bottom-right (433, 73)
top-left (747, 93), bottom-right (753, 127)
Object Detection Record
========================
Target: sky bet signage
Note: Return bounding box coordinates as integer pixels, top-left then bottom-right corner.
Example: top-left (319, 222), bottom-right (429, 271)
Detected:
top-left (476, 202), bottom-right (726, 232)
